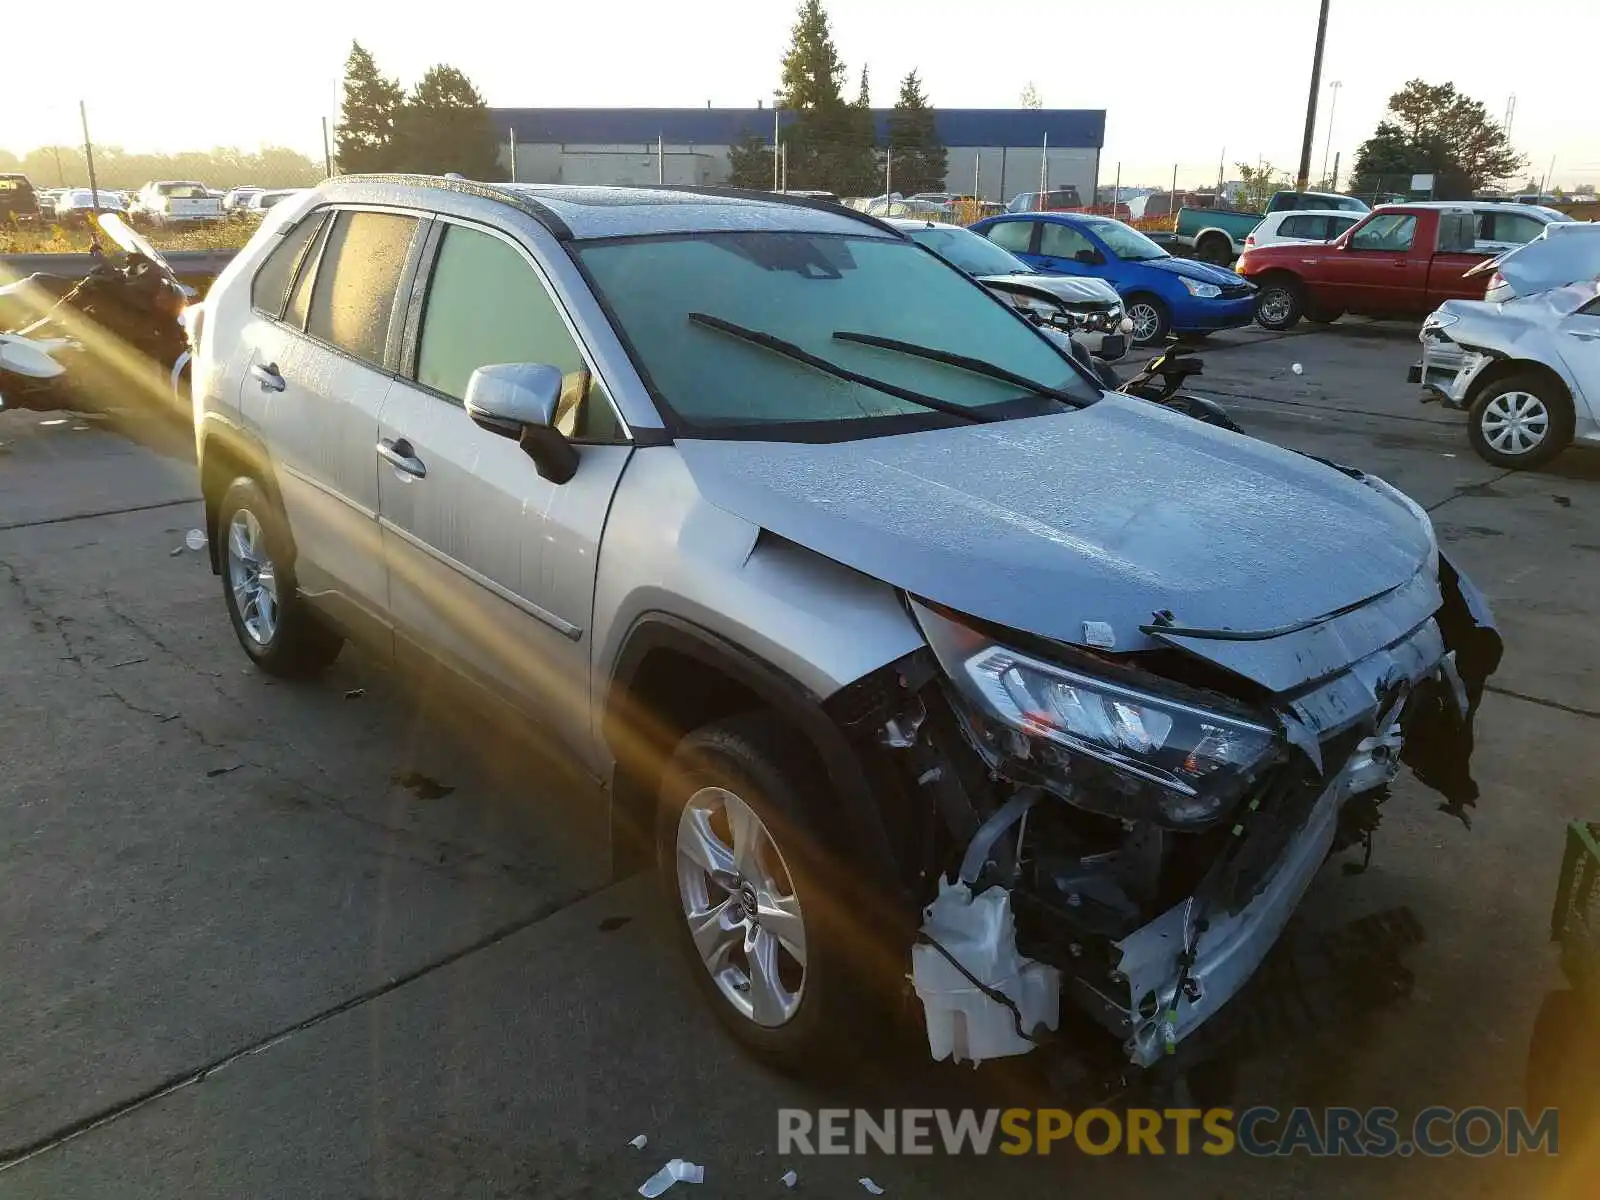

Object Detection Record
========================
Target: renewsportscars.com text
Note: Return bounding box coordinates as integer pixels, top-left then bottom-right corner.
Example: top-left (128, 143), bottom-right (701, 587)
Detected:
top-left (777, 1106), bottom-right (1562, 1157)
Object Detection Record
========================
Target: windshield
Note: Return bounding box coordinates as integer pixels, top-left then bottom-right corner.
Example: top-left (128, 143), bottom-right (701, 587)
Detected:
top-left (905, 225), bottom-right (1033, 277)
top-left (1081, 218), bottom-right (1168, 261)
top-left (577, 231), bottom-right (1098, 438)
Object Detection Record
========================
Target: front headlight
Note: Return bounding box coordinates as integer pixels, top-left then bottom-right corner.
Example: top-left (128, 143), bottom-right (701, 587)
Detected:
top-left (1009, 296), bottom-right (1060, 321)
top-left (1180, 277), bottom-right (1222, 299)
top-left (912, 600), bottom-right (1278, 828)
top-left (1422, 311), bottom-right (1458, 334)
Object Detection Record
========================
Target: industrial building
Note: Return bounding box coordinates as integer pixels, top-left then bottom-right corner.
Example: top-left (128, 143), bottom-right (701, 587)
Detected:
top-left (489, 107), bottom-right (1105, 205)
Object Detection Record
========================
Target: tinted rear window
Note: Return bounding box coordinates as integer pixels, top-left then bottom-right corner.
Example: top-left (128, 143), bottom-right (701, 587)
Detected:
top-left (305, 211), bottom-right (418, 365)
top-left (251, 213), bottom-right (324, 317)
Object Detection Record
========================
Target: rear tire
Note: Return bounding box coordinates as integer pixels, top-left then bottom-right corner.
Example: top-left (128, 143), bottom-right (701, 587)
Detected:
top-left (656, 713), bottom-right (874, 1071)
top-left (1255, 277), bottom-right (1304, 331)
top-left (1196, 233), bottom-right (1232, 266)
top-left (1467, 371), bottom-right (1574, 469)
top-left (217, 478), bottom-right (343, 679)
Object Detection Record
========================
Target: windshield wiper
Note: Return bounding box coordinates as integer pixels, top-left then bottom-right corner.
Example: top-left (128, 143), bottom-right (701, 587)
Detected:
top-left (831, 331), bottom-right (1090, 408)
top-left (687, 313), bottom-right (991, 424)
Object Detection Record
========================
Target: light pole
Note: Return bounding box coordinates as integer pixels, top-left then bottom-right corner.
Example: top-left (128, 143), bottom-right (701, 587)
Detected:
top-left (1295, 0), bottom-right (1332, 192)
top-left (1320, 80), bottom-right (1342, 190)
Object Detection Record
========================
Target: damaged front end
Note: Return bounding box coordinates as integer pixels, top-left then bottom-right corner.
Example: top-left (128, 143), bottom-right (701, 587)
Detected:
top-left (845, 549), bottom-right (1500, 1074)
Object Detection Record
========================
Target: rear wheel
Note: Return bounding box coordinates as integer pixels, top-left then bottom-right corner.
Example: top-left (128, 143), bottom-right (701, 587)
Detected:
top-left (1255, 278), bottom-right (1304, 331)
top-left (1467, 371), bottom-right (1574, 469)
top-left (217, 478), bottom-right (343, 678)
top-left (1126, 296), bottom-right (1170, 346)
top-left (1196, 233), bottom-right (1233, 266)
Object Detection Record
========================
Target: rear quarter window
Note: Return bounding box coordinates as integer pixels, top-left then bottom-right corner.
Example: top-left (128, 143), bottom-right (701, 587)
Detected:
top-left (250, 213), bottom-right (324, 318)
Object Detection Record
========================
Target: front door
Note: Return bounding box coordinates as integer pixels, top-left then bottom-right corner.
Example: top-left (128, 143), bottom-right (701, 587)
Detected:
top-left (1034, 219), bottom-right (1102, 277)
top-left (377, 219), bottom-right (632, 758)
top-left (240, 207), bottom-right (424, 635)
top-left (1318, 212), bottom-right (1422, 312)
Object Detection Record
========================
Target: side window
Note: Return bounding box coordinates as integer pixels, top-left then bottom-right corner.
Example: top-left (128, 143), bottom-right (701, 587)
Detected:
top-left (1277, 215), bottom-right (1311, 239)
top-left (284, 216), bottom-right (332, 329)
top-left (305, 210), bottom-right (419, 365)
top-left (1038, 222), bottom-right (1095, 259)
top-left (1350, 214), bottom-right (1417, 252)
top-left (250, 212), bottom-right (324, 317)
top-left (984, 220), bottom-right (1035, 254)
top-left (414, 224), bottom-right (622, 442)
top-left (1330, 215), bottom-right (1360, 239)
top-left (1491, 213), bottom-right (1545, 246)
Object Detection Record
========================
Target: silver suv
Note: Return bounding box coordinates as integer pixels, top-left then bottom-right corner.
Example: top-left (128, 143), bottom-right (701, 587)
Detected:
top-left (192, 178), bottom-right (1500, 1075)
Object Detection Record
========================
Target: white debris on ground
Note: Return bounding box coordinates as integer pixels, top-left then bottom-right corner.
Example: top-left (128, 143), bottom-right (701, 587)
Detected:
top-left (184, 528), bottom-right (207, 550)
top-left (629, 1134), bottom-right (648, 1150)
top-left (637, 1158), bottom-right (704, 1197)
top-left (780, 1168), bottom-right (798, 1188)
top-left (1292, 362), bottom-right (1304, 375)
top-left (859, 1178), bottom-right (886, 1195)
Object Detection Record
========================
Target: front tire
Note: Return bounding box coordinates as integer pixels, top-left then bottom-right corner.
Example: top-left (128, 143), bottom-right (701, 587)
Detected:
top-left (217, 478), bottom-right (343, 678)
top-left (1255, 277), bottom-right (1304, 330)
top-left (1467, 372), bottom-right (1574, 469)
top-left (656, 713), bottom-right (866, 1070)
top-left (1126, 296), bottom-right (1171, 346)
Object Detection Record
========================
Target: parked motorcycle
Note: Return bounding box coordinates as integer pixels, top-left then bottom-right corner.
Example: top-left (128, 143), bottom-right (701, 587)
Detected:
top-left (0, 211), bottom-right (189, 414)
top-left (1118, 342), bottom-right (1244, 432)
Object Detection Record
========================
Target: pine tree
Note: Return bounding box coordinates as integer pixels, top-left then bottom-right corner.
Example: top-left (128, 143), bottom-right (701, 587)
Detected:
top-left (776, 0), bottom-right (874, 195)
top-left (887, 70), bottom-right (947, 196)
top-left (335, 42), bottom-right (404, 174)
top-left (393, 66), bottom-right (503, 179)
top-left (727, 131), bottom-right (774, 189)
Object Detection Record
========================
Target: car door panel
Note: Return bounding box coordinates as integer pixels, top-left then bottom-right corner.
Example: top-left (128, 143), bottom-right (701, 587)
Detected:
top-left (239, 208), bottom-right (422, 636)
top-left (379, 219), bottom-right (632, 760)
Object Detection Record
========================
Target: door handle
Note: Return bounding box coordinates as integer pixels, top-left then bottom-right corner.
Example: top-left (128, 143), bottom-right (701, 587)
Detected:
top-left (377, 437), bottom-right (427, 479)
top-left (250, 362), bottom-right (285, 392)
top-left (1567, 330), bottom-right (1600, 342)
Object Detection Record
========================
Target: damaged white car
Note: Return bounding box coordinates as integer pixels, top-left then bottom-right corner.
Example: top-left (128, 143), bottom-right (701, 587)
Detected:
top-left (192, 178), bottom-right (1501, 1087)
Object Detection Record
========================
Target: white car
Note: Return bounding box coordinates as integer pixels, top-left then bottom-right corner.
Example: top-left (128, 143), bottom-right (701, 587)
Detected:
top-left (242, 189), bottom-right (307, 216)
top-left (1418, 281), bottom-right (1600, 468)
top-left (1243, 208), bottom-right (1363, 250)
top-left (223, 186), bottom-right (264, 213)
top-left (132, 180), bottom-right (222, 227)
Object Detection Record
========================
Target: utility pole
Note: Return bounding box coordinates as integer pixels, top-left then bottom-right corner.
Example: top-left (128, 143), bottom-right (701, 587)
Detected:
top-left (1320, 80), bottom-right (1341, 189)
top-left (1038, 132), bottom-right (1048, 202)
top-left (974, 151), bottom-right (981, 203)
top-left (658, 134), bottom-right (665, 185)
top-left (509, 129), bottom-right (518, 182)
top-left (1112, 161), bottom-right (1121, 213)
top-left (772, 99), bottom-right (781, 192)
top-left (80, 101), bottom-right (100, 220)
top-left (321, 117), bottom-right (334, 178)
top-left (1330, 151), bottom-right (1341, 192)
top-left (885, 144), bottom-right (893, 199)
top-left (1295, 0), bottom-right (1332, 191)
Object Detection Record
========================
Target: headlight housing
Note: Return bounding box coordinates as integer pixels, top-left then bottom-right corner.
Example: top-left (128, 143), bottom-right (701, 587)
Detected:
top-left (912, 600), bottom-right (1279, 828)
top-left (1422, 311), bottom-right (1458, 335)
top-left (1179, 277), bottom-right (1222, 298)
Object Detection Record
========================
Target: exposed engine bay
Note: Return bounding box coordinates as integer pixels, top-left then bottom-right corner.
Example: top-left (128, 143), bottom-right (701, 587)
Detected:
top-left (827, 543), bottom-right (1501, 1075)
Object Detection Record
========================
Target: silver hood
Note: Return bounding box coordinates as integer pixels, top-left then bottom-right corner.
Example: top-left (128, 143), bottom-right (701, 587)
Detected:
top-left (677, 398), bottom-right (1436, 692)
top-left (979, 272), bottom-right (1122, 308)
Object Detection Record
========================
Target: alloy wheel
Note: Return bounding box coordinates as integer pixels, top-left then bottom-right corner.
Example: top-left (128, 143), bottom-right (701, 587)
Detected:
top-left (226, 508), bottom-right (280, 645)
top-left (675, 785), bottom-right (806, 1028)
top-left (1128, 303), bottom-right (1161, 343)
top-left (1480, 390), bottom-right (1550, 457)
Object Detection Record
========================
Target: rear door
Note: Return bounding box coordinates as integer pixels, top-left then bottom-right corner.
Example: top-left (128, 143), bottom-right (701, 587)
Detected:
top-left (377, 218), bottom-right (632, 752)
top-left (240, 206), bottom-right (425, 639)
top-left (981, 217), bottom-right (1041, 265)
top-left (1555, 295), bottom-right (1600, 410)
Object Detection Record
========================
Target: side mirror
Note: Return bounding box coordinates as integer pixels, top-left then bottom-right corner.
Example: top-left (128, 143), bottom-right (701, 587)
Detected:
top-left (1074, 248), bottom-right (1104, 266)
top-left (464, 362), bottom-right (579, 484)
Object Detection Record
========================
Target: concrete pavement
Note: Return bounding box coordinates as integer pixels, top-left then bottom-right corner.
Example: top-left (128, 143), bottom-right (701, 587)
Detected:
top-left (1, 325), bottom-right (1596, 1197)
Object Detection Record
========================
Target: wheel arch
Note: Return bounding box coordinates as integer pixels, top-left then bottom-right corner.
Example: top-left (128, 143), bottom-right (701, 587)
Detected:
top-left (601, 612), bottom-right (907, 895)
top-left (1464, 356), bottom-right (1574, 411)
top-left (198, 413), bottom-right (291, 575)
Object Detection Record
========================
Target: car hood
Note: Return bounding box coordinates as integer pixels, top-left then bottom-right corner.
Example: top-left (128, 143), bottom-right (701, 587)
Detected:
top-left (676, 398), bottom-right (1434, 691)
top-left (1140, 257), bottom-right (1247, 286)
top-left (1465, 228), bottom-right (1600, 297)
top-left (979, 272), bottom-right (1122, 307)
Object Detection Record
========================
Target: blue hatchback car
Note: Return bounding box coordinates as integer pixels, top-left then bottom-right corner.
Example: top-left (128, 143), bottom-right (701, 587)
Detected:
top-left (969, 212), bottom-right (1257, 346)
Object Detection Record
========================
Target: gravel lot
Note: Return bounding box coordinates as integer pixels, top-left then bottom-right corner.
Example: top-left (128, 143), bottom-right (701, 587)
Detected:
top-left (1, 320), bottom-right (1595, 1197)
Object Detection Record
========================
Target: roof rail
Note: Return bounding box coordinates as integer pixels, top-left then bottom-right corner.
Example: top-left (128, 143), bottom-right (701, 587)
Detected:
top-left (641, 184), bottom-right (909, 239)
top-left (331, 173), bottom-right (575, 240)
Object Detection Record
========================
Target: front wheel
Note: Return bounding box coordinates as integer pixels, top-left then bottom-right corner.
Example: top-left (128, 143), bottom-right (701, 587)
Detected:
top-left (657, 713), bottom-right (870, 1070)
top-left (217, 478), bottom-right (343, 678)
top-left (1467, 372), bottom-right (1574, 469)
top-left (1126, 296), bottom-right (1171, 346)
top-left (1255, 279), bottom-right (1304, 330)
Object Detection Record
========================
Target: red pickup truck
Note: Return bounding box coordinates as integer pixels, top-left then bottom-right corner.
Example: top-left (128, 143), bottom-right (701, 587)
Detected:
top-left (1235, 204), bottom-right (1488, 330)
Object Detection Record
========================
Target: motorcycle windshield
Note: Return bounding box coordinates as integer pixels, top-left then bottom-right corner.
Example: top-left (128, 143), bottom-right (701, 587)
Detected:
top-left (97, 212), bottom-right (176, 278)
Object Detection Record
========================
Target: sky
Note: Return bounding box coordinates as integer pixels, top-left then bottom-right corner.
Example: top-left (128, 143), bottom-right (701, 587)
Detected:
top-left (3, 0), bottom-right (1595, 189)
